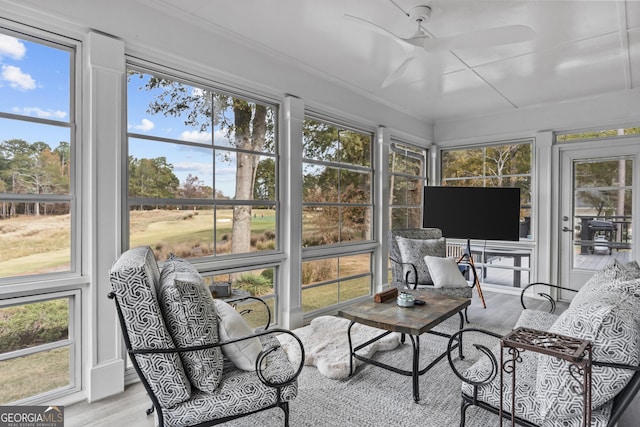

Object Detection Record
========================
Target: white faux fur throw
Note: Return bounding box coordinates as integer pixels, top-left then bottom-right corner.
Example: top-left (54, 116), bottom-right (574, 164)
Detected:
top-left (277, 315), bottom-right (401, 379)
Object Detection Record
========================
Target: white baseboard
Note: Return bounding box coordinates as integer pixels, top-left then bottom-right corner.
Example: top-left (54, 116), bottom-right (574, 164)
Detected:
top-left (87, 358), bottom-right (125, 402)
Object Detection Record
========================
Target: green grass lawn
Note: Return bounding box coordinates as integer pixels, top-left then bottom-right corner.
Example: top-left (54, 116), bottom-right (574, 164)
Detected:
top-left (0, 208), bottom-right (373, 403)
top-left (0, 347), bottom-right (69, 404)
top-left (0, 208), bottom-right (278, 276)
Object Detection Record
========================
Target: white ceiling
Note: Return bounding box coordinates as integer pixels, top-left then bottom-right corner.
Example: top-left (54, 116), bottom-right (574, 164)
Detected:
top-left (147, 0), bottom-right (640, 125)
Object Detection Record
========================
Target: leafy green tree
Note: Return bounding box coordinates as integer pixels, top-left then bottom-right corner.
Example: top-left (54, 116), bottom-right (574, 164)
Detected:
top-left (128, 156), bottom-right (179, 208)
top-left (133, 73), bottom-right (273, 254)
top-left (254, 158), bottom-right (275, 201)
top-left (0, 139), bottom-right (35, 195)
top-left (53, 141), bottom-right (70, 178)
top-left (442, 144), bottom-right (532, 215)
top-left (556, 127), bottom-right (640, 142)
top-left (302, 120), bottom-right (371, 244)
top-left (0, 139), bottom-right (70, 215)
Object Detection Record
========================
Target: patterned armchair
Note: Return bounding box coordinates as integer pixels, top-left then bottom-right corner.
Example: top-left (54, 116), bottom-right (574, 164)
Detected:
top-left (389, 228), bottom-right (476, 301)
top-left (447, 260), bottom-right (640, 426)
top-left (108, 246), bottom-right (304, 427)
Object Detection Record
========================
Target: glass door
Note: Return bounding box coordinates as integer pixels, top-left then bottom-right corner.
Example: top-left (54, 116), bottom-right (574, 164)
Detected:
top-left (559, 144), bottom-right (637, 297)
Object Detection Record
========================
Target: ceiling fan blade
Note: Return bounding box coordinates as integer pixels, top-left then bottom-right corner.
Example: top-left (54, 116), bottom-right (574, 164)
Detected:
top-left (381, 56), bottom-right (416, 88)
top-left (423, 25), bottom-right (535, 52)
top-left (344, 14), bottom-right (414, 50)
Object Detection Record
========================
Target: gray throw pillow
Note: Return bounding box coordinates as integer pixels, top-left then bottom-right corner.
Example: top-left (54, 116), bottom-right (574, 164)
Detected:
top-left (395, 236), bottom-right (445, 285)
top-left (537, 299), bottom-right (640, 420)
top-left (109, 247), bottom-right (192, 407)
top-left (571, 259), bottom-right (640, 308)
top-left (158, 254), bottom-right (224, 392)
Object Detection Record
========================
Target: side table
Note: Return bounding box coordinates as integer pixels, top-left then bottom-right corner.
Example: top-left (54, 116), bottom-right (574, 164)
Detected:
top-left (500, 327), bottom-right (592, 427)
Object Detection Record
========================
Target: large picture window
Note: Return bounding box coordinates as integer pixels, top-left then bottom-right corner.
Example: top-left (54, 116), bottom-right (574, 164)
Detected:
top-left (302, 119), bottom-right (372, 246)
top-left (301, 118), bottom-right (373, 313)
top-left (389, 141), bottom-right (427, 229)
top-left (441, 140), bottom-right (533, 289)
top-left (441, 141), bottom-right (532, 231)
top-left (127, 67), bottom-right (278, 261)
top-left (0, 28), bottom-right (80, 404)
top-left (0, 32), bottom-right (74, 279)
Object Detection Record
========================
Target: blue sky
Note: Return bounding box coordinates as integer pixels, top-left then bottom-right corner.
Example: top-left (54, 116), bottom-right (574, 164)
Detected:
top-left (0, 33), bottom-right (242, 197)
top-left (127, 73), bottom-right (239, 197)
top-left (0, 34), bottom-right (70, 149)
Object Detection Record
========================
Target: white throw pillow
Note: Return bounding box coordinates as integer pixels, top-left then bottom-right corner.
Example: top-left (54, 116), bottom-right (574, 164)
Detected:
top-left (423, 256), bottom-right (469, 289)
top-left (213, 299), bottom-right (263, 371)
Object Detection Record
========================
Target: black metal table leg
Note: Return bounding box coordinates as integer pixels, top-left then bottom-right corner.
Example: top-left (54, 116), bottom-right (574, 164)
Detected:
top-left (410, 334), bottom-right (421, 402)
top-left (347, 320), bottom-right (355, 375)
top-left (458, 311), bottom-right (465, 360)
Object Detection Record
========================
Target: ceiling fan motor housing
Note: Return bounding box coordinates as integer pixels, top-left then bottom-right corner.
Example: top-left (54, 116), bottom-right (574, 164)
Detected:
top-left (409, 5), bottom-right (432, 23)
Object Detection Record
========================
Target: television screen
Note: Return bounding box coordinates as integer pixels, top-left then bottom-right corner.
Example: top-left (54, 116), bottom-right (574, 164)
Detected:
top-left (422, 186), bottom-right (521, 241)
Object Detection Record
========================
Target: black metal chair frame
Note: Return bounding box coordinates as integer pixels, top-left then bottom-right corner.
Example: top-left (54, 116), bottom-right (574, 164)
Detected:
top-left (446, 283), bottom-right (640, 427)
top-left (108, 293), bottom-right (305, 427)
top-left (389, 256), bottom-right (478, 323)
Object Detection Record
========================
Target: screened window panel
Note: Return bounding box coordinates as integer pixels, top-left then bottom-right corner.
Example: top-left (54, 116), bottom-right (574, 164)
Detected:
top-left (302, 258), bottom-right (338, 286)
top-left (392, 176), bottom-right (408, 205)
top-left (388, 141), bottom-right (427, 232)
top-left (339, 170), bottom-right (371, 203)
top-left (0, 295), bottom-right (75, 404)
top-left (127, 68), bottom-right (278, 259)
top-left (0, 33), bottom-right (75, 281)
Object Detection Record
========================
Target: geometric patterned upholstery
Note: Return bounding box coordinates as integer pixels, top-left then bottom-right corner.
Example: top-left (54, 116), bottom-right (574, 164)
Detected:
top-left (157, 256), bottom-right (224, 393)
top-left (570, 260), bottom-right (640, 308)
top-left (513, 309), bottom-right (558, 330)
top-left (538, 301), bottom-right (640, 421)
top-left (459, 259), bottom-right (640, 426)
top-left (109, 246), bottom-right (301, 427)
top-left (462, 344), bottom-right (613, 426)
top-left (161, 335), bottom-right (298, 426)
top-left (109, 246), bottom-right (192, 407)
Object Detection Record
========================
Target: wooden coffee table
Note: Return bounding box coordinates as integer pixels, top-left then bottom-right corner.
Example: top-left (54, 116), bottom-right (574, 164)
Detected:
top-left (338, 289), bottom-right (470, 403)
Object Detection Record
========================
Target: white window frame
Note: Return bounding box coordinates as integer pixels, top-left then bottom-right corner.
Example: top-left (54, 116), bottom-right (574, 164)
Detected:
top-left (300, 113), bottom-right (376, 316)
top-left (388, 140), bottom-right (428, 229)
top-left (0, 22), bottom-right (83, 405)
top-left (124, 62), bottom-right (281, 262)
top-left (0, 290), bottom-right (81, 404)
top-left (439, 139), bottom-right (534, 291)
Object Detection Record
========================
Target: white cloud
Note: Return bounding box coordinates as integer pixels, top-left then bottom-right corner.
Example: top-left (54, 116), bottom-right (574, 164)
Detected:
top-left (0, 34), bottom-right (26, 60)
top-left (133, 118), bottom-right (154, 132)
top-left (174, 161), bottom-right (214, 178)
top-left (1, 65), bottom-right (35, 90)
top-left (13, 106), bottom-right (67, 119)
top-left (181, 130), bottom-right (212, 144)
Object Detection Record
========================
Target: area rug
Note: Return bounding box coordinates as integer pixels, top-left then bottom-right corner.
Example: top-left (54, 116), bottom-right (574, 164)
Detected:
top-left (225, 315), bottom-right (509, 427)
top-left (277, 315), bottom-right (401, 379)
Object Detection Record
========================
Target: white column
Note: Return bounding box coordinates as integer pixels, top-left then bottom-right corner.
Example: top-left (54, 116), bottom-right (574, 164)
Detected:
top-left (375, 126), bottom-right (391, 291)
top-left (280, 95), bottom-right (305, 329)
top-left (429, 143), bottom-right (439, 186)
top-left (85, 31), bottom-right (126, 401)
top-left (534, 131), bottom-right (554, 283)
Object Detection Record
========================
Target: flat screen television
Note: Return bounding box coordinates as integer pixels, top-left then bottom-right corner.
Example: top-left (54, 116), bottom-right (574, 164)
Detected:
top-left (422, 186), bottom-right (521, 241)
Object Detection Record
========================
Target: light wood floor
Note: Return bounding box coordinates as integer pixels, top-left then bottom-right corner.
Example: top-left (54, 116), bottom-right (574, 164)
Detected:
top-left (64, 291), bottom-right (566, 427)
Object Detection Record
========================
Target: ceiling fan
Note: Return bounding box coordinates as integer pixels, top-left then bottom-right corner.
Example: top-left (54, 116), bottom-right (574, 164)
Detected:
top-left (345, 5), bottom-right (535, 88)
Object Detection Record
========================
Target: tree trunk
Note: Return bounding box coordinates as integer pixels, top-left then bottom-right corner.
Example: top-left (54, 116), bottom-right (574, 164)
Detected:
top-left (231, 102), bottom-right (267, 255)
